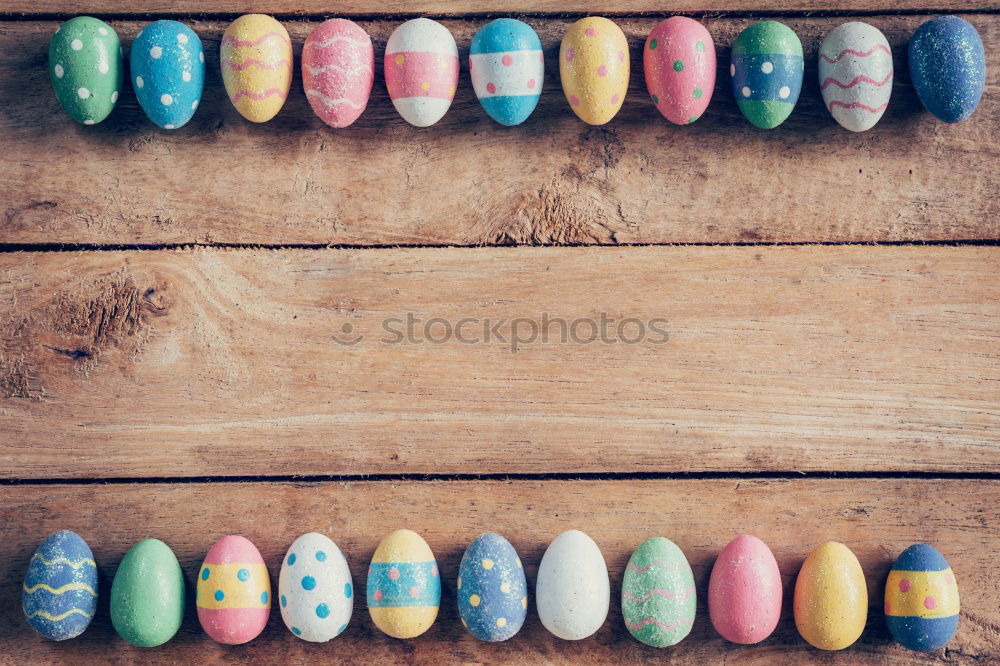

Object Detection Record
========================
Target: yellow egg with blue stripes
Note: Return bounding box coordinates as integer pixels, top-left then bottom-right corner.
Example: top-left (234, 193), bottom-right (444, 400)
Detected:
top-left (367, 529), bottom-right (440, 638)
top-left (22, 530), bottom-right (97, 640)
top-left (885, 544), bottom-right (959, 651)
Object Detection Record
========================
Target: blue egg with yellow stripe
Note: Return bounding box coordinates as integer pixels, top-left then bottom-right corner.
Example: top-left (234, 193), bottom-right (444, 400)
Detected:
top-left (458, 532), bottom-right (528, 641)
top-left (885, 544), bottom-right (960, 651)
top-left (22, 530), bottom-right (98, 640)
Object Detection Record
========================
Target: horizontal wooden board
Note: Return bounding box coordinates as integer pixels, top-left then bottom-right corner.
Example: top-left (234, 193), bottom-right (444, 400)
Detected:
top-left (2, 1), bottom-right (997, 16)
top-left (1, 245), bottom-right (998, 478)
top-left (0, 478), bottom-right (997, 663)
top-left (1, 15), bottom-right (996, 246)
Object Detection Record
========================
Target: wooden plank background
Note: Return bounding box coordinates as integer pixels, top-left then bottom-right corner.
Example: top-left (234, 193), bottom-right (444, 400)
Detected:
top-left (0, 15), bottom-right (996, 245)
top-left (1, 479), bottom-right (998, 664)
top-left (1, 246), bottom-right (998, 478)
top-left (0, 0), bottom-right (997, 663)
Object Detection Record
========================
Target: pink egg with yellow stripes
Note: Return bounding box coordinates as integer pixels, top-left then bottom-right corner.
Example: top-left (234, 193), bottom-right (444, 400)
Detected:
top-left (302, 19), bottom-right (374, 128)
top-left (385, 18), bottom-right (459, 127)
top-left (197, 535), bottom-right (271, 644)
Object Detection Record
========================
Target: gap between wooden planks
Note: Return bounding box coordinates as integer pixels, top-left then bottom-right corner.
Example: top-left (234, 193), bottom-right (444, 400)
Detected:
top-left (0, 15), bottom-right (996, 246)
top-left (1, 245), bottom-right (997, 479)
top-left (0, 478), bottom-right (996, 664)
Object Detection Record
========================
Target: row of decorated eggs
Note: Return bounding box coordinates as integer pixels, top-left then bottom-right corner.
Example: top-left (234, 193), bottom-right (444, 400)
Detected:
top-left (50, 15), bottom-right (986, 130)
top-left (24, 529), bottom-right (959, 651)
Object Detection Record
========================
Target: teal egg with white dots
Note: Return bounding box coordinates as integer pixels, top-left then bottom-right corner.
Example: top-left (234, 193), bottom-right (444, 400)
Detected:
top-left (278, 532), bottom-right (354, 642)
top-left (49, 16), bottom-right (123, 125)
top-left (130, 20), bottom-right (205, 129)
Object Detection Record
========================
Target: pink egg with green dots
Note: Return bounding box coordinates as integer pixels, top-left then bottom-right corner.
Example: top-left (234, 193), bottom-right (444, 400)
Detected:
top-left (644, 17), bottom-right (716, 125)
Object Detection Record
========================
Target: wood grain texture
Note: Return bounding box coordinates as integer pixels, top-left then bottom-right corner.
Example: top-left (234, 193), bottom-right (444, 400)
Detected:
top-left (2, 246), bottom-right (997, 478)
top-left (2, 1), bottom-right (997, 15)
top-left (1, 15), bottom-right (996, 246)
top-left (0, 479), bottom-right (997, 664)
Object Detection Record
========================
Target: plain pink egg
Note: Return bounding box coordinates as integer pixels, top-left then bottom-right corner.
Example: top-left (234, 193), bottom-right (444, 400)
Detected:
top-left (707, 534), bottom-right (782, 644)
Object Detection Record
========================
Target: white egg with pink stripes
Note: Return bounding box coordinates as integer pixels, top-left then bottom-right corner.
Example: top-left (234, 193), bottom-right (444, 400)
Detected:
top-left (302, 19), bottom-right (374, 128)
top-left (384, 18), bottom-right (459, 127)
top-left (818, 22), bottom-right (893, 132)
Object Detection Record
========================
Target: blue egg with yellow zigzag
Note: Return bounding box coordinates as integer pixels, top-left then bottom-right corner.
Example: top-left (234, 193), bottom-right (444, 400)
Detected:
top-left (22, 530), bottom-right (98, 640)
top-left (885, 544), bottom-right (960, 651)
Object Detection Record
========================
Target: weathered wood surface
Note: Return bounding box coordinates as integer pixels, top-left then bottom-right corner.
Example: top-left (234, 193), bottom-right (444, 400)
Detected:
top-left (2, 246), bottom-right (997, 478)
top-left (2, 0), bottom-right (996, 16)
top-left (0, 479), bottom-right (996, 664)
top-left (1, 15), bottom-right (996, 246)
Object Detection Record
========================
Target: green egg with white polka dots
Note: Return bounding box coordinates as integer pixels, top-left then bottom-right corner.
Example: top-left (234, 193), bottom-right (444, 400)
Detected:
top-left (49, 16), bottom-right (123, 125)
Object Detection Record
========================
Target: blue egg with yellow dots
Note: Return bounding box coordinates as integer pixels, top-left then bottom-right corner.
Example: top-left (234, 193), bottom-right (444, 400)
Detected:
top-left (131, 20), bottom-right (205, 129)
top-left (457, 532), bottom-right (528, 641)
top-left (22, 530), bottom-right (98, 640)
top-left (885, 544), bottom-right (960, 651)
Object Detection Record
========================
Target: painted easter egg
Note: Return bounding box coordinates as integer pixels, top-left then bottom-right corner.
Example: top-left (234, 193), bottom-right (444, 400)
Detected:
top-left (793, 541), bottom-right (867, 650)
top-left (22, 530), bottom-right (97, 641)
top-left (385, 18), bottom-right (459, 127)
top-left (302, 19), bottom-right (374, 128)
top-left (131, 21), bottom-right (205, 130)
top-left (560, 17), bottom-right (629, 125)
top-left (909, 16), bottom-right (986, 123)
top-left (708, 534), bottom-right (782, 644)
top-left (885, 544), bottom-right (959, 651)
top-left (457, 533), bottom-right (528, 641)
top-left (367, 529), bottom-right (441, 638)
top-left (644, 17), bottom-right (715, 125)
top-left (221, 14), bottom-right (292, 123)
top-left (622, 537), bottom-right (696, 647)
top-left (109, 539), bottom-right (185, 647)
top-left (730, 20), bottom-right (803, 129)
top-left (197, 535), bottom-right (271, 644)
top-left (536, 529), bottom-right (610, 640)
top-left (279, 532), bottom-right (354, 642)
top-left (49, 16), bottom-right (122, 125)
top-left (818, 22), bottom-right (892, 133)
top-left (470, 19), bottom-right (544, 126)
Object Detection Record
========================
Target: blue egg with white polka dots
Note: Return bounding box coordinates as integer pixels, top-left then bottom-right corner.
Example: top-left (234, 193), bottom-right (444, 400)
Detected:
top-left (458, 533), bottom-right (527, 641)
top-left (130, 20), bottom-right (204, 129)
top-left (278, 532), bottom-right (354, 642)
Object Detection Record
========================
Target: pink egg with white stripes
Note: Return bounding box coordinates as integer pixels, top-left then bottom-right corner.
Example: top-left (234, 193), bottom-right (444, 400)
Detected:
top-left (302, 19), bottom-right (373, 128)
top-left (818, 22), bottom-right (893, 132)
top-left (385, 18), bottom-right (459, 127)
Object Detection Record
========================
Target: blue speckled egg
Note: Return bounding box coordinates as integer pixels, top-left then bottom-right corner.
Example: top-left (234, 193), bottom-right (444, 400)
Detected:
top-left (908, 16), bottom-right (985, 123)
top-left (470, 19), bottom-right (544, 126)
top-left (885, 544), bottom-right (960, 651)
top-left (22, 530), bottom-right (98, 640)
top-left (457, 532), bottom-right (528, 641)
top-left (131, 20), bottom-right (205, 129)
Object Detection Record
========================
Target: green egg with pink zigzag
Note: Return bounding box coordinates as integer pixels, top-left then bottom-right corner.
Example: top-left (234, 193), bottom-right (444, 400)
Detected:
top-left (622, 537), bottom-right (696, 647)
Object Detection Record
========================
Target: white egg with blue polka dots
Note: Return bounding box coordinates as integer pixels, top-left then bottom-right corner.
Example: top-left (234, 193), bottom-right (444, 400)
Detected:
top-left (278, 532), bottom-right (354, 642)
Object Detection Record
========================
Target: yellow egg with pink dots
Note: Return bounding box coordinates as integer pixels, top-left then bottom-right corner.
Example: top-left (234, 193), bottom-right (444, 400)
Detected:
top-left (560, 17), bottom-right (630, 125)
